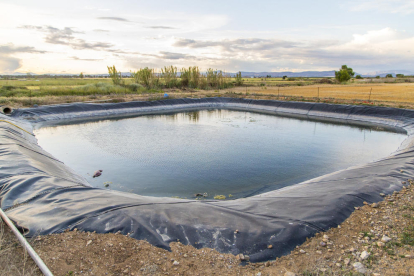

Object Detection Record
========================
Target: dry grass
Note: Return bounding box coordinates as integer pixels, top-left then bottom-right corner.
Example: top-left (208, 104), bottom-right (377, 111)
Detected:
top-left (231, 83), bottom-right (414, 104)
top-left (0, 218), bottom-right (41, 276)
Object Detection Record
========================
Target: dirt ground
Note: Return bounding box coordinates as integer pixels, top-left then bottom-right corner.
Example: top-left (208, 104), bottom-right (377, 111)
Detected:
top-left (1, 179), bottom-right (414, 276)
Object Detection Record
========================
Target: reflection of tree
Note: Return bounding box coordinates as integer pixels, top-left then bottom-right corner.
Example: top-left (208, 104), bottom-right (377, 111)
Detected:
top-left (187, 111), bottom-right (200, 122)
top-left (164, 113), bottom-right (178, 122)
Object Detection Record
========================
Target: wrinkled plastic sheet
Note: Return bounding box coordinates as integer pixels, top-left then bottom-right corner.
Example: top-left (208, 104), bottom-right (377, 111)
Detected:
top-left (1, 98), bottom-right (414, 262)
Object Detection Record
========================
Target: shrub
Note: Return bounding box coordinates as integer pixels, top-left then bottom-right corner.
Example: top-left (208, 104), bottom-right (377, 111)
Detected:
top-left (131, 67), bottom-right (159, 88)
top-left (355, 75), bottom-right (363, 79)
top-left (235, 71), bottom-right (243, 86)
top-left (126, 83), bottom-right (144, 92)
top-left (386, 74), bottom-right (393, 78)
top-left (317, 78), bottom-right (333, 84)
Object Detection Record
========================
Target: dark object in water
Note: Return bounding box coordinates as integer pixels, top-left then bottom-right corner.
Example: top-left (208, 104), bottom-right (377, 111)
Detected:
top-left (93, 170), bottom-right (102, 178)
top-left (194, 193), bottom-right (208, 197)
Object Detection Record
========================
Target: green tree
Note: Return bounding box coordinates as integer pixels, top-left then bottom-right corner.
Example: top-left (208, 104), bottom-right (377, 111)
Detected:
top-left (79, 72), bottom-right (84, 79)
top-left (386, 74), bottom-right (393, 78)
top-left (396, 74), bottom-right (404, 78)
top-left (335, 65), bottom-right (355, 82)
top-left (355, 75), bottom-right (363, 79)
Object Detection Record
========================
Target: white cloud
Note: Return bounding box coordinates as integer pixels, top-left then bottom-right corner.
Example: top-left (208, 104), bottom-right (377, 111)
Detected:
top-left (349, 0), bottom-right (414, 14)
top-left (0, 43), bottom-right (46, 73)
top-left (0, 55), bottom-right (22, 73)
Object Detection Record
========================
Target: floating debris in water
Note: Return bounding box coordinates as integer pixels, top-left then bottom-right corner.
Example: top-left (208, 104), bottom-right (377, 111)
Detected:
top-left (93, 170), bottom-right (102, 178)
top-left (103, 181), bottom-right (112, 188)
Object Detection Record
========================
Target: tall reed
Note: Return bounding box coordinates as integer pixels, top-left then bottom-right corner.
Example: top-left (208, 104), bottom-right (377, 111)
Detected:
top-left (131, 68), bottom-right (159, 88)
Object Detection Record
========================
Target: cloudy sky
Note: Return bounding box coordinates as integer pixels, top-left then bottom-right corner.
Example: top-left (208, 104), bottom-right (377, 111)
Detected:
top-left (0, 0), bottom-right (413, 74)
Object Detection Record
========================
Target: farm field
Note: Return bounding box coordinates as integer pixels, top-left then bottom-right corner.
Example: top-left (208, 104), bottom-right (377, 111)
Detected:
top-left (1, 77), bottom-right (414, 109)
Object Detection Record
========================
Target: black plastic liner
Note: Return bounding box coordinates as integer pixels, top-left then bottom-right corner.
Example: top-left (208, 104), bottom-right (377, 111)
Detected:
top-left (2, 98), bottom-right (414, 262)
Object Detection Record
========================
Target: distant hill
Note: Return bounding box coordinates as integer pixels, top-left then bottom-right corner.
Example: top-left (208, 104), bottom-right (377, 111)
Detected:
top-left (360, 70), bottom-right (414, 78)
top-left (238, 71), bottom-right (336, 78)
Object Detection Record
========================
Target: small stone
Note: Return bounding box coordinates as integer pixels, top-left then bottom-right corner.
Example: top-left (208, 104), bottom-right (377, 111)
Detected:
top-left (316, 250), bottom-right (322, 254)
top-left (323, 234), bottom-right (329, 240)
top-left (238, 254), bottom-right (245, 261)
top-left (353, 262), bottom-right (367, 273)
top-left (349, 247), bottom-right (355, 252)
top-left (172, 261), bottom-right (179, 266)
top-left (377, 241), bottom-right (385, 247)
top-left (256, 273), bottom-right (262, 276)
top-left (320, 241), bottom-right (327, 247)
top-left (86, 240), bottom-right (92, 247)
top-left (267, 245), bottom-right (273, 249)
top-left (344, 258), bottom-right (350, 266)
top-left (265, 261), bottom-right (270, 267)
top-left (244, 255), bottom-right (250, 262)
top-left (381, 235), bottom-right (392, 243)
top-left (235, 229), bottom-right (239, 233)
top-left (335, 263), bottom-right (342, 268)
top-left (360, 251), bottom-right (370, 260)
top-left (371, 203), bottom-right (378, 208)
top-left (299, 249), bottom-right (306, 254)
top-left (363, 201), bottom-right (368, 205)
top-left (284, 272), bottom-right (296, 276)
top-left (183, 254), bottom-right (188, 258)
top-left (405, 255), bottom-right (412, 258)
top-left (372, 273), bottom-right (380, 276)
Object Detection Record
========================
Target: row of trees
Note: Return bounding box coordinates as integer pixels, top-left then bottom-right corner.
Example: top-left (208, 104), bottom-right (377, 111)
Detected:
top-left (107, 65), bottom-right (244, 89)
top-left (335, 65), bottom-right (408, 82)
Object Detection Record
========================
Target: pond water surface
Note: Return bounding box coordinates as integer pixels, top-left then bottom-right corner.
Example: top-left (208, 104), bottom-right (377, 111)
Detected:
top-left (35, 109), bottom-right (407, 199)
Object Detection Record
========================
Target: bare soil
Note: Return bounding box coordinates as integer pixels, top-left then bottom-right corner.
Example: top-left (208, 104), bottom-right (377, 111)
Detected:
top-left (1, 180), bottom-right (414, 275)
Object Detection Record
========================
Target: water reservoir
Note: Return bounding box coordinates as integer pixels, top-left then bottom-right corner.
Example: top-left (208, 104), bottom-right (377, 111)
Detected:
top-left (34, 109), bottom-right (407, 199)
